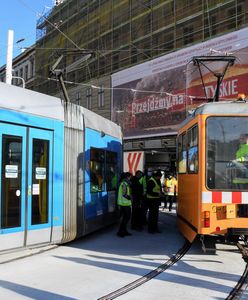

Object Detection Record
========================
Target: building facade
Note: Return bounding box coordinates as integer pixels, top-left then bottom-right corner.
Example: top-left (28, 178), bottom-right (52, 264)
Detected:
top-left (34, 0), bottom-right (248, 172)
top-left (0, 46), bottom-right (36, 90)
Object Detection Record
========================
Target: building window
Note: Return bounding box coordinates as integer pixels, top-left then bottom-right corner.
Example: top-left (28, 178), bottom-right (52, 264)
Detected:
top-left (210, 15), bottom-right (217, 37)
top-left (15, 71), bottom-right (18, 85)
top-left (25, 65), bottom-right (28, 81)
top-left (227, 5), bottom-right (242, 30)
top-left (112, 54), bottom-right (119, 71)
top-left (75, 91), bottom-right (81, 104)
top-left (86, 87), bottom-right (92, 110)
top-left (183, 26), bottom-right (194, 45)
top-left (98, 85), bottom-right (104, 108)
top-left (19, 68), bottom-right (23, 84)
top-left (30, 59), bottom-right (34, 78)
top-left (131, 49), bottom-right (138, 64)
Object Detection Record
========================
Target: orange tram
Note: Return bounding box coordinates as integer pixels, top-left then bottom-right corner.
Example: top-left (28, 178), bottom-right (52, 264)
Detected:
top-left (177, 100), bottom-right (248, 243)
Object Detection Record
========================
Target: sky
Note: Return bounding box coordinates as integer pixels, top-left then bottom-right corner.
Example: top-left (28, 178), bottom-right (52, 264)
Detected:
top-left (0, 0), bottom-right (55, 66)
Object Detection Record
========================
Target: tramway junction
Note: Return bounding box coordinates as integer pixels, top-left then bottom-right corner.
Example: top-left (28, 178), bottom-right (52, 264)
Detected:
top-left (0, 206), bottom-right (247, 300)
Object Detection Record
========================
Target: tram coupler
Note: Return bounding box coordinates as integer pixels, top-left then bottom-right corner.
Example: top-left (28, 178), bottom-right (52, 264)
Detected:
top-left (200, 235), bottom-right (206, 253)
top-left (199, 235), bottom-right (217, 253)
top-left (236, 242), bottom-right (248, 263)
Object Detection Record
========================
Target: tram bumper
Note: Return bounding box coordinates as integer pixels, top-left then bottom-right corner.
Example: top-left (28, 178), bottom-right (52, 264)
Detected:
top-left (227, 228), bottom-right (248, 236)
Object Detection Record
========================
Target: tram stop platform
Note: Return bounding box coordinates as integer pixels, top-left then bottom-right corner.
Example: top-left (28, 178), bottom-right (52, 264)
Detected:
top-left (0, 206), bottom-right (247, 300)
top-left (0, 244), bottom-right (58, 265)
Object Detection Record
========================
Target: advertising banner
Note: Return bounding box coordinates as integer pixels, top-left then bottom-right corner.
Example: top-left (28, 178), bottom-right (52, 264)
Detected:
top-left (112, 27), bottom-right (248, 138)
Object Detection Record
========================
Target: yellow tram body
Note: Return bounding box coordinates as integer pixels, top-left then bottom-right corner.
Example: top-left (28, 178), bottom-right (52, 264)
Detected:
top-left (177, 101), bottom-right (248, 242)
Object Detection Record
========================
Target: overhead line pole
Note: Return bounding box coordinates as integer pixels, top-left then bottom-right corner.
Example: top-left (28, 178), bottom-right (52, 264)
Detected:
top-left (6, 30), bottom-right (14, 85)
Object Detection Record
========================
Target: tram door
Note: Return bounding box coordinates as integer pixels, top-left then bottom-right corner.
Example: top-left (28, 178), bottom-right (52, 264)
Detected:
top-left (0, 123), bottom-right (53, 250)
top-left (26, 128), bottom-right (53, 245)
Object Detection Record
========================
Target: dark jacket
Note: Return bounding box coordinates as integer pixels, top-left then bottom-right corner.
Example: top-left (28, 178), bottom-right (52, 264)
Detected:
top-left (147, 176), bottom-right (162, 198)
top-left (131, 176), bottom-right (143, 202)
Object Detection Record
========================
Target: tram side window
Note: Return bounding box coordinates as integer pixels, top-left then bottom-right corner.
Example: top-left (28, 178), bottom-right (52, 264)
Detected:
top-left (106, 151), bottom-right (118, 191)
top-left (90, 148), bottom-right (105, 193)
top-left (187, 126), bottom-right (198, 173)
top-left (178, 133), bottom-right (187, 173)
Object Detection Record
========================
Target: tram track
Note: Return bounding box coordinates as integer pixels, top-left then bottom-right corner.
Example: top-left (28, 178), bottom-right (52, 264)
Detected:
top-left (226, 239), bottom-right (248, 300)
top-left (98, 240), bottom-right (191, 300)
top-left (226, 263), bottom-right (248, 300)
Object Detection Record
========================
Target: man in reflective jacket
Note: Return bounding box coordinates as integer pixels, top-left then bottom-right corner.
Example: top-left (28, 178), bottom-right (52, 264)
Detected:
top-left (236, 134), bottom-right (248, 162)
top-left (233, 134), bottom-right (248, 186)
top-left (147, 170), bottom-right (163, 233)
top-left (163, 174), bottom-right (177, 211)
top-left (117, 172), bottom-right (133, 237)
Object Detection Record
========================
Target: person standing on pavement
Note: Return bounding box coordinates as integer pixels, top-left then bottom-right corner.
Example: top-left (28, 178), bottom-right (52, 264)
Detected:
top-left (131, 170), bottom-right (144, 231)
top-left (172, 174), bottom-right (178, 208)
top-left (117, 172), bottom-right (133, 237)
top-left (163, 174), bottom-right (174, 211)
top-left (140, 169), bottom-right (148, 226)
top-left (146, 170), bottom-right (163, 233)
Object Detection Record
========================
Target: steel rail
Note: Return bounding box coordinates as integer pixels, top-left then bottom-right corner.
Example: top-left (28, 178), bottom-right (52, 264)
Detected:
top-left (226, 240), bottom-right (248, 300)
top-left (226, 263), bottom-right (248, 300)
top-left (98, 240), bottom-right (191, 300)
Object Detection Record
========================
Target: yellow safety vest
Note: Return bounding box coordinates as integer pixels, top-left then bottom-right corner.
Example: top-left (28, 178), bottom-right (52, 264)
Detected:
top-left (139, 175), bottom-right (147, 195)
top-left (164, 178), bottom-right (174, 196)
top-left (147, 177), bottom-right (160, 199)
top-left (236, 144), bottom-right (248, 162)
top-left (117, 180), bottom-right (132, 206)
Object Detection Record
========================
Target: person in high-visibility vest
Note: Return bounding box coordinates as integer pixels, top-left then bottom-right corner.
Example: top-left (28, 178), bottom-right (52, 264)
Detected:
top-left (117, 172), bottom-right (133, 237)
top-left (163, 174), bottom-right (175, 211)
top-left (236, 134), bottom-right (248, 162)
top-left (173, 175), bottom-right (178, 203)
top-left (232, 134), bottom-right (248, 186)
top-left (146, 170), bottom-right (163, 233)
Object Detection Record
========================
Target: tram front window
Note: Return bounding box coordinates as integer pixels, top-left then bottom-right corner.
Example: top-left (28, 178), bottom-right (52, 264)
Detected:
top-left (206, 117), bottom-right (248, 190)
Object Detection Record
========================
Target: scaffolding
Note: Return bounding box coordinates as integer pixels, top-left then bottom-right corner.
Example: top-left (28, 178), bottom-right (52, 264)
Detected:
top-left (34, 0), bottom-right (248, 103)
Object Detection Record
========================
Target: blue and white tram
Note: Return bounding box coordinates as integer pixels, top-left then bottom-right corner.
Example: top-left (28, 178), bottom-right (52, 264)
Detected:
top-left (0, 82), bottom-right (122, 252)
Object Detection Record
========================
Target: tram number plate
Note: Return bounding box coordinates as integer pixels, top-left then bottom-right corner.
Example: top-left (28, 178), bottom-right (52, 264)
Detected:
top-left (215, 206), bottom-right (226, 220)
top-left (214, 205), bottom-right (236, 219)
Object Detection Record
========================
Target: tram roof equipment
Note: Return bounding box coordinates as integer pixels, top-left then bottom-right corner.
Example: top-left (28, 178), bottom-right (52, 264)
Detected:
top-left (191, 55), bottom-right (236, 102)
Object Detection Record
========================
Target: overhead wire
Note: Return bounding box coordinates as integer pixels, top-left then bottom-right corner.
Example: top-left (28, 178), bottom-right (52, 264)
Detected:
top-left (7, 1), bottom-right (246, 65)
top-left (8, 0), bottom-right (247, 57)
top-left (17, 0), bottom-right (81, 50)
top-left (48, 77), bottom-right (178, 95)
top-left (48, 76), bottom-right (236, 102)
top-left (16, 0), bottom-right (92, 79)
top-left (4, 0), bottom-right (246, 105)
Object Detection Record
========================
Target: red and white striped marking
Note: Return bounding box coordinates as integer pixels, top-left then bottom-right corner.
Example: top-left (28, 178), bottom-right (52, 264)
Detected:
top-left (202, 191), bottom-right (248, 204)
top-left (124, 151), bottom-right (144, 175)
